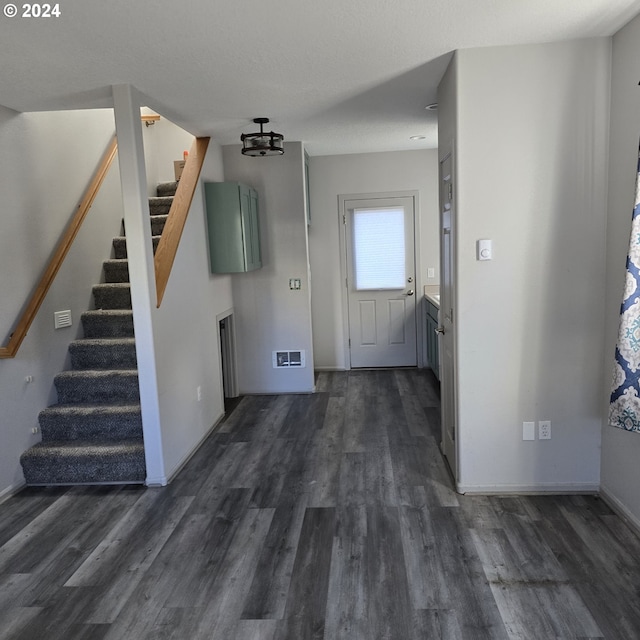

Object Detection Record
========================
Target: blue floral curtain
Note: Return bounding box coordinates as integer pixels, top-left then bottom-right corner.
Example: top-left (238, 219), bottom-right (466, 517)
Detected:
top-left (610, 143), bottom-right (640, 432)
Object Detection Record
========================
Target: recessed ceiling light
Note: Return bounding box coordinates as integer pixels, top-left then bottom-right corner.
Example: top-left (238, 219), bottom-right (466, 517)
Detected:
top-left (410, 135), bottom-right (426, 140)
top-left (425, 103), bottom-right (438, 111)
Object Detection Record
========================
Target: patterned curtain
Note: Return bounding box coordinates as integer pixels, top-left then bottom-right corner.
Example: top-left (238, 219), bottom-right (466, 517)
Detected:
top-left (610, 143), bottom-right (640, 432)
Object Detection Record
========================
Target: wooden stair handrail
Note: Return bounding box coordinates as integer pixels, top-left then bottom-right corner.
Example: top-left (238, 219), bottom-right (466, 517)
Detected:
top-left (0, 136), bottom-right (119, 359)
top-left (0, 131), bottom-right (209, 358)
top-left (154, 137), bottom-right (210, 307)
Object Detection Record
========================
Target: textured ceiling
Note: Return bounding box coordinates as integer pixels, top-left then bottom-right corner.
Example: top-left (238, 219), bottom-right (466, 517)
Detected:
top-left (0, 0), bottom-right (638, 155)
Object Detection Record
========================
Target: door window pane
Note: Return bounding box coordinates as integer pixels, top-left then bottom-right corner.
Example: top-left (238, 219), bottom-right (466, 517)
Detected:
top-left (353, 207), bottom-right (405, 289)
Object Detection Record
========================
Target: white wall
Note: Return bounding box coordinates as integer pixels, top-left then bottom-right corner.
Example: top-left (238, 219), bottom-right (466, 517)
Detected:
top-left (0, 108), bottom-right (123, 498)
top-left (446, 39), bottom-right (610, 492)
top-left (601, 13), bottom-right (640, 526)
top-left (142, 108), bottom-right (193, 195)
top-left (137, 111), bottom-right (232, 481)
top-left (221, 142), bottom-right (314, 394)
top-left (308, 150), bottom-right (439, 370)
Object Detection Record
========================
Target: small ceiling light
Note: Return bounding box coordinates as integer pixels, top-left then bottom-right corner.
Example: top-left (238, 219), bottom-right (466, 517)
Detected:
top-left (410, 135), bottom-right (426, 140)
top-left (241, 117), bottom-right (284, 157)
top-left (425, 103), bottom-right (438, 111)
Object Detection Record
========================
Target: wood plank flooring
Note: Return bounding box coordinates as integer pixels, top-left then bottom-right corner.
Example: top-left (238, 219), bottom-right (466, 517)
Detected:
top-left (1, 369), bottom-right (640, 639)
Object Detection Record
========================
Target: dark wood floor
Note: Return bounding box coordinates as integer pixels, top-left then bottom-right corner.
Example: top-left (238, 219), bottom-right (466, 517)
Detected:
top-left (1, 369), bottom-right (640, 639)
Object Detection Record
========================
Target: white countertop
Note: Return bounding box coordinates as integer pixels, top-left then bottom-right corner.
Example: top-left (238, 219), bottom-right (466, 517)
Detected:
top-left (424, 285), bottom-right (440, 309)
top-left (425, 292), bottom-right (440, 308)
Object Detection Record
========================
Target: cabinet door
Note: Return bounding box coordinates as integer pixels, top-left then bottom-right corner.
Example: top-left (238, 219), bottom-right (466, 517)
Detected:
top-left (425, 311), bottom-right (440, 380)
top-left (239, 186), bottom-right (262, 272)
top-left (205, 182), bottom-right (262, 274)
top-left (246, 187), bottom-right (262, 271)
top-left (239, 186), bottom-right (252, 270)
top-left (206, 182), bottom-right (246, 273)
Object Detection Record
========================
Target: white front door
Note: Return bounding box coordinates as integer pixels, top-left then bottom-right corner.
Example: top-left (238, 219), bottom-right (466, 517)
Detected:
top-left (343, 196), bottom-right (417, 368)
top-left (439, 153), bottom-right (457, 480)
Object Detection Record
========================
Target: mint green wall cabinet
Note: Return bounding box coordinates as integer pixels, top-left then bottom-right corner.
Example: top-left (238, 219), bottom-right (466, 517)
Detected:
top-left (204, 182), bottom-right (262, 273)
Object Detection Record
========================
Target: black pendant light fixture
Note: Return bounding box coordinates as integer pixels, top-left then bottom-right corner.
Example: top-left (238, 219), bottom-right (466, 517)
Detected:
top-left (241, 117), bottom-right (284, 157)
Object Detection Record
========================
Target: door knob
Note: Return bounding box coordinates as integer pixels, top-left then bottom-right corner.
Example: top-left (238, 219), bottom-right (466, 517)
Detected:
top-left (435, 326), bottom-right (445, 335)
top-left (407, 289), bottom-right (414, 296)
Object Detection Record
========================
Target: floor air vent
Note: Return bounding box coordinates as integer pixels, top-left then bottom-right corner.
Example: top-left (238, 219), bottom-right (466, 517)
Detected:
top-left (273, 350), bottom-right (305, 368)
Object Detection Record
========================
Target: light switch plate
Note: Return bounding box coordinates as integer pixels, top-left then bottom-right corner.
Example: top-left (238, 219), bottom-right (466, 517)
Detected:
top-left (523, 421), bottom-right (535, 440)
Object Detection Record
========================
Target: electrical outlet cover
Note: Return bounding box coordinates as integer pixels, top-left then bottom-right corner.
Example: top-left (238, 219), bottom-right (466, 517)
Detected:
top-left (539, 420), bottom-right (551, 440)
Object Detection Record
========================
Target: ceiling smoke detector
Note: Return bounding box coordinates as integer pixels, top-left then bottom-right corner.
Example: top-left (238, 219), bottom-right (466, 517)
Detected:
top-left (241, 117), bottom-right (284, 157)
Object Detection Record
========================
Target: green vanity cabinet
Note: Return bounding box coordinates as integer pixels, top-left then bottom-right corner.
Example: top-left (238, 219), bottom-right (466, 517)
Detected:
top-left (204, 182), bottom-right (262, 273)
top-left (425, 298), bottom-right (440, 380)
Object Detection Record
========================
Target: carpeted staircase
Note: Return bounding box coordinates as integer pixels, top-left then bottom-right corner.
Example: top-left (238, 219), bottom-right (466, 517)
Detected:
top-left (19, 182), bottom-right (178, 485)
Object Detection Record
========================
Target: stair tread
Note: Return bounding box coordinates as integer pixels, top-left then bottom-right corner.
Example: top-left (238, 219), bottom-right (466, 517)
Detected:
top-left (55, 369), bottom-right (138, 378)
top-left (112, 235), bottom-right (162, 241)
top-left (157, 182), bottom-right (178, 197)
top-left (81, 309), bottom-right (134, 339)
top-left (24, 439), bottom-right (143, 452)
top-left (41, 402), bottom-right (141, 413)
top-left (70, 338), bottom-right (136, 345)
top-left (93, 282), bottom-right (130, 288)
top-left (21, 439), bottom-right (146, 485)
top-left (148, 199), bottom-right (172, 217)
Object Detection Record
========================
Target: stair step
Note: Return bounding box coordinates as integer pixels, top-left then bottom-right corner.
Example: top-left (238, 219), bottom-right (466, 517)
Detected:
top-left (112, 237), bottom-right (127, 259)
top-left (82, 310), bottom-right (134, 338)
top-left (122, 215), bottom-right (168, 237)
top-left (54, 369), bottom-right (139, 404)
top-left (103, 259), bottom-right (129, 283)
top-left (157, 182), bottom-right (178, 197)
top-left (39, 403), bottom-right (142, 442)
top-left (112, 236), bottom-right (161, 259)
top-left (20, 439), bottom-right (146, 485)
top-left (69, 338), bottom-right (137, 370)
top-left (149, 196), bottom-right (174, 215)
top-left (151, 214), bottom-right (168, 236)
top-left (93, 283), bottom-right (131, 310)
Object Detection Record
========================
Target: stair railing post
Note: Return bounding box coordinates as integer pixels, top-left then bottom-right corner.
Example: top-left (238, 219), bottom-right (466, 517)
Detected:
top-left (112, 84), bottom-right (166, 486)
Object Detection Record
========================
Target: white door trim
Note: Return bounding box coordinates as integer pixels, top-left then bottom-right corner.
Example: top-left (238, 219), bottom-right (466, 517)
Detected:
top-left (438, 147), bottom-right (460, 484)
top-left (216, 308), bottom-right (238, 399)
top-left (338, 190), bottom-right (423, 370)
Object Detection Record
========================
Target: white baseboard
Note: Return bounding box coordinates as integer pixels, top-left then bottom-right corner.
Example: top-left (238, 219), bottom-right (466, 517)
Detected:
top-left (0, 480), bottom-right (26, 505)
top-left (314, 366), bottom-right (347, 372)
top-left (159, 409), bottom-right (226, 486)
top-left (457, 482), bottom-right (599, 495)
top-left (599, 485), bottom-right (640, 538)
top-left (238, 387), bottom-right (316, 395)
top-left (145, 475), bottom-right (168, 487)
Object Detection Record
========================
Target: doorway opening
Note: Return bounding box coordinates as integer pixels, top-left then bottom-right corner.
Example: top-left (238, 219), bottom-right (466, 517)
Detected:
top-left (217, 310), bottom-right (239, 412)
